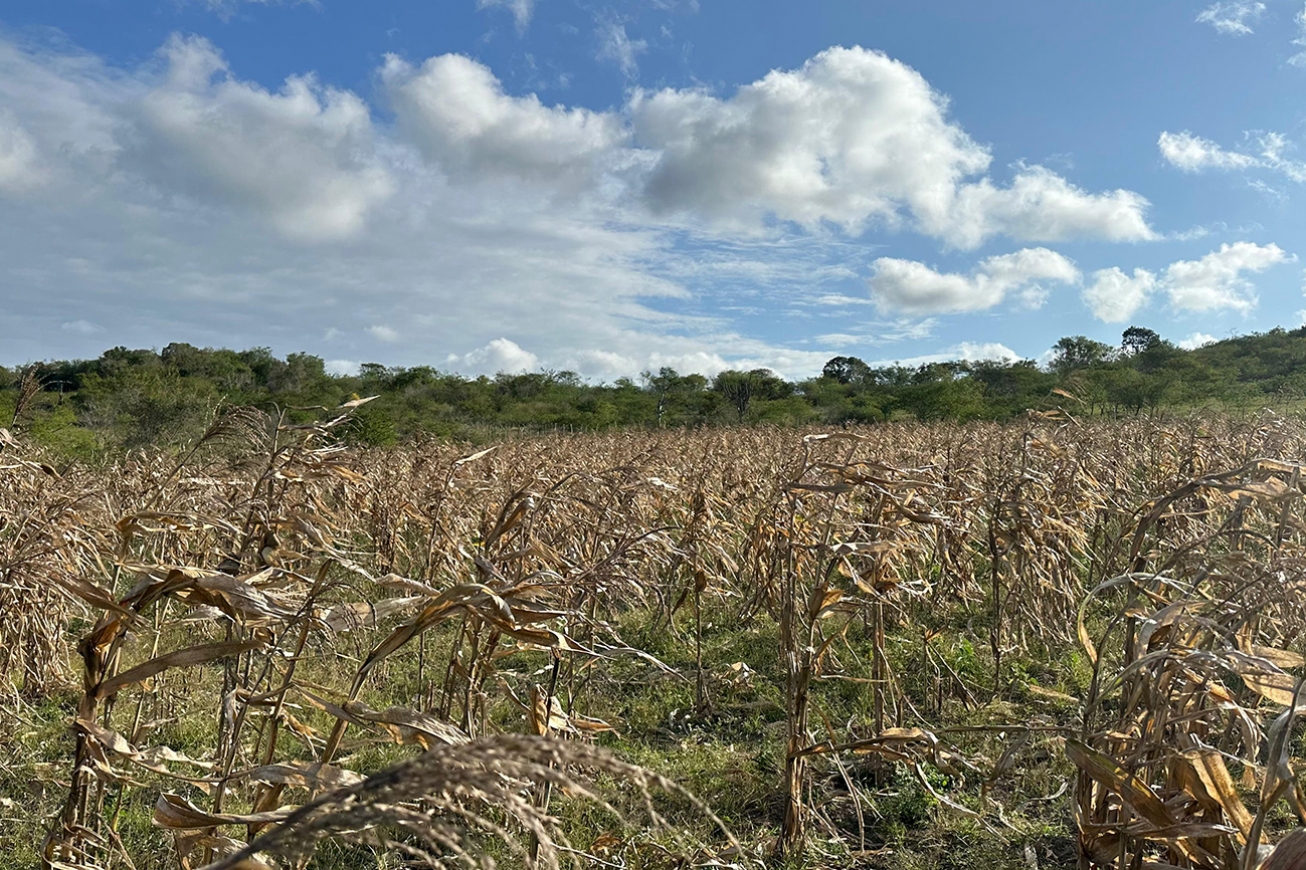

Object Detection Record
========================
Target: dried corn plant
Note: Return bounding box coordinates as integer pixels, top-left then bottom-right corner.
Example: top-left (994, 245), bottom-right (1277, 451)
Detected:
top-left (1073, 458), bottom-right (1306, 869)
top-left (11, 412), bottom-right (1306, 868)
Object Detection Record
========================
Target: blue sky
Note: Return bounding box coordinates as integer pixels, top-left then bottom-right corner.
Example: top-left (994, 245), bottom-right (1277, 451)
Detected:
top-left (0, 0), bottom-right (1303, 378)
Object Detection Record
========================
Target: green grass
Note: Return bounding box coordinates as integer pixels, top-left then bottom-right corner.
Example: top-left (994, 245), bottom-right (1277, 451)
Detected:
top-left (0, 599), bottom-right (1082, 870)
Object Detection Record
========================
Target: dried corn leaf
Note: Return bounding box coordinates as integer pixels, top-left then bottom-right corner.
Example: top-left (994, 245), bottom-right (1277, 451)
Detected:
top-left (1181, 748), bottom-right (1254, 842)
top-left (1243, 672), bottom-right (1297, 707)
top-left (77, 720), bottom-right (211, 777)
top-left (1066, 739), bottom-right (1175, 830)
top-left (300, 690), bottom-right (468, 748)
top-left (153, 793), bottom-right (293, 829)
top-left (96, 639), bottom-right (268, 700)
top-left (1263, 829), bottom-right (1306, 870)
top-left (315, 596), bottom-right (423, 632)
top-left (244, 762), bottom-right (362, 791)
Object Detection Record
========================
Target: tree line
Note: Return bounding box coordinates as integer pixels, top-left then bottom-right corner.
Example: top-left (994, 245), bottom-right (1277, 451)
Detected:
top-left (5, 325), bottom-right (1306, 456)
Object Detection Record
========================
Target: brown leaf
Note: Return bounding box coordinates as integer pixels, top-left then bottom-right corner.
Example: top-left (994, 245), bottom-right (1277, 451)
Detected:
top-left (1262, 829), bottom-right (1306, 870)
top-left (299, 690), bottom-right (469, 749)
top-left (153, 793), bottom-right (293, 829)
top-left (1243, 671), bottom-right (1297, 707)
top-left (1066, 739), bottom-right (1175, 830)
top-left (1180, 748), bottom-right (1254, 842)
top-left (96, 639), bottom-right (268, 700)
top-left (244, 762), bottom-right (362, 791)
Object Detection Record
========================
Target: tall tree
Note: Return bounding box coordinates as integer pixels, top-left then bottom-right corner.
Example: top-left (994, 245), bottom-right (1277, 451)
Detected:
top-left (1050, 336), bottom-right (1113, 375)
top-left (1121, 326), bottom-right (1162, 356)
top-left (821, 356), bottom-right (872, 385)
top-left (713, 369), bottom-right (788, 421)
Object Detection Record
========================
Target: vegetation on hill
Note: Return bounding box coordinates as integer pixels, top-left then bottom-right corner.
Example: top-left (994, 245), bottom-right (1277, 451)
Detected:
top-left (6, 325), bottom-right (1306, 456)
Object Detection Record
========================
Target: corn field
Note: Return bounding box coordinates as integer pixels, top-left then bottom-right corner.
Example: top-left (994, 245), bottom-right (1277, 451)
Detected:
top-left (6, 405), bottom-right (1306, 869)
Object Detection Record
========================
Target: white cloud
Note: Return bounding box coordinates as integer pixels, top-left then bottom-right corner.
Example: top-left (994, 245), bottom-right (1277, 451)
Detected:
top-left (325, 359), bottom-right (361, 376)
top-left (595, 17), bottom-right (647, 79)
top-left (196, 0), bottom-right (319, 21)
top-left (868, 248), bottom-right (1080, 315)
top-left (813, 293), bottom-right (874, 307)
top-left (816, 333), bottom-right (863, 348)
top-left (942, 165), bottom-right (1155, 249)
top-left (1178, 332), bottom-right (1218, 349)
top-left (876, 341), bottom-right (1021, 368)
top-left (564, 349), bottom-right (640, 379)
top-left (382, 53), bottom-right (624, 189)
top-left (1257, 132), bottom-right (1306, 183)
top-left (1196, 1), bottom-right (1266, 35)
top-left (476, 0), bottom-right (536, 33)
top-left (0, 35), bottom-right (1164, 381)
top-left (0, 114), bottom-right (40, 190)
top-left (367, 325), bottom-right (400, 342)
top-left (0, 36), bottom-right (721, 379)
top-left (1158, 131), bottom-right (1259, 172)
top-left (951, 341), bottom-right (1022, 362)
top-left (0, 39), bottom-right (122, 182)
top-left (631, 47), bottom-right (1154, 247)
top-left (137, 36), bottom-right (394, 241)
top-left (1083, 243), bottom-right (1292, 320)
top-left (1158, 130), bottom-right (1306, 182)
top-left (448, 338), bottom-right (540, 374)
top-left (1291, 4), bottom-right (1306, 66)
top-left (1082, 267), bottom-right (1158, 323)
top-left (61, 319), bottom-right (103, 334)
top-left (1162, 241), bottom-right (1291, 312)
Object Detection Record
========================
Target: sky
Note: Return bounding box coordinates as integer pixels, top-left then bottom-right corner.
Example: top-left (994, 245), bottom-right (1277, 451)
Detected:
top-left (0, 0), bottom-right (1304, 380)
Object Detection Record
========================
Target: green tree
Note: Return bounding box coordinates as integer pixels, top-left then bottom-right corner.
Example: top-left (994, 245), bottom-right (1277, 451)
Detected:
top-left (821, 356), bottom-right (872, 385)
top-left (1050, 336), bottom-right (1113, 375)
top-left (1121, 326), bottom-right (1163, 356)
top-left (713, 369), bottom-right (789, 422)
top-left (642, 367), bottom-right (708, 426)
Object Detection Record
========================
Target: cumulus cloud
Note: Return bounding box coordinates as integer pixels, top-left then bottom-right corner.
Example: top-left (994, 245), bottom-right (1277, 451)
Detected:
top-left (1083, 242), bottom-right (1293, 321)
top-left (876, 341), bottom-right (1021, 368)
top-left (595, 17), bottom-right (647, 79)
top-left (448, 338), bottom-right (540, 374)
top-left (1196, 1), bottom-right (1266, 35)
top-left (0, 34), bottom-right (1164, 379)
top-left (0, 39), bottom-right (122, 183)
top-left (382, 53), bottom-right (625, 189)
top-left (134, 36), bottom-right (393, 241)
top-left (0, 115), bottom-right (40, 190)
top-left (631, 47), bottom-right (1155, 247)
top-left (367, 325), bottom-right (400, 342)
top-left (325, 359), bottom-right (361, 376)
top-left (1082, 267), bottom-right (1158, 323)
top-left (1163, 242), bottom-right (1291, 312)
top-left (942, 166), bottom-right (1154, 249)
top-left (1158, 130), bottom-right (1306, 182)
top-left (0, 35), bottom-right (727, 379)
top-left (476, 0), bottom-right (536, 33)
top-left (1178, 332), bottom-right (1218, 349)
top-left (868, 248), bottom-right (1080, 315)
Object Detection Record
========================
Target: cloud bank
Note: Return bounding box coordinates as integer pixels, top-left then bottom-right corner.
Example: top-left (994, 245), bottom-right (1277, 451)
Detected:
top-left (0, 35), bottom-right (1163, 377)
